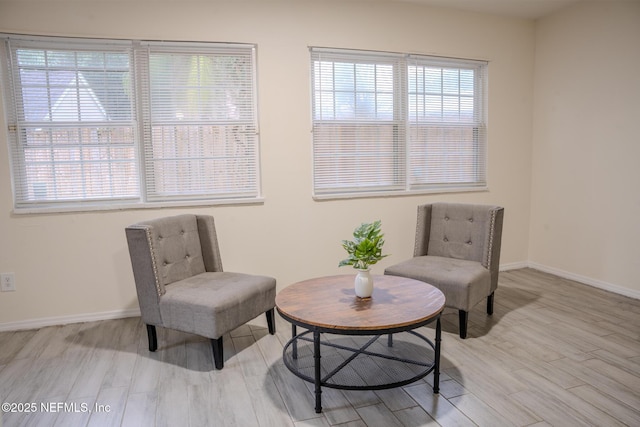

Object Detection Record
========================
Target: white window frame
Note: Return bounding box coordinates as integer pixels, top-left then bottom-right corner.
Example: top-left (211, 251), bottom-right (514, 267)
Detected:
top-left (0, 34), bottom-right (262, 213)
top-left (310, 47), bottom-right (488, 199)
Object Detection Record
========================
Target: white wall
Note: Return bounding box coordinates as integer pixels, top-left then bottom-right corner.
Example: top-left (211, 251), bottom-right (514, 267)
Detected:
top-left (0, 0), bottom-right (535, 326)
top-left (530, 1), bottom-right (640, 297)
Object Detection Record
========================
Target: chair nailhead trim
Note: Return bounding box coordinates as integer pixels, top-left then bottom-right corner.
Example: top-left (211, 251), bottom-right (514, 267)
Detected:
top-left (144, 227), bottom-right (165, 297)
top-left (486, 209), bottom-right (497, 268)
top-left (414, 206), bottom-right (426, 256)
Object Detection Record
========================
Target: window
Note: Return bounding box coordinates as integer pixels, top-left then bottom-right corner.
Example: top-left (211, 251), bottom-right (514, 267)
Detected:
top-left (311, 47), bottom-right (487, 198)
top-left (1, 35), bottom-right (260, 212)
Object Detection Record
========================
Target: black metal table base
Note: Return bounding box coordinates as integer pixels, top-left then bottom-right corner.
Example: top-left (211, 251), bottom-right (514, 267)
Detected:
top-left (282, 317), bottom-right (442, 413)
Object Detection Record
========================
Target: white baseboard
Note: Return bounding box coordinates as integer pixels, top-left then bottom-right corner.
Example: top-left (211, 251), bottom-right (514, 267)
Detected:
top-left (1, 262), bottom-right (638, 332)
top-left (0, 308), bottom-right (141, 332)
top-left (524, 262), bottom-right (640, 300)
top-left (500, 261), bottom-right (529, 271)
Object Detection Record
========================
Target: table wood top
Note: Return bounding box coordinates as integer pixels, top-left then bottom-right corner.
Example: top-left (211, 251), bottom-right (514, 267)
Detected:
top-left (275, 274), bottom-right (445, 332)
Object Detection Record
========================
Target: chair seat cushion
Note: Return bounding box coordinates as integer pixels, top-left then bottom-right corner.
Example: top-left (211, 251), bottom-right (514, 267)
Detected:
top-left (159, 272), bottom-right (276, 339)
top-left (385, 256), bottom-right (491, 312)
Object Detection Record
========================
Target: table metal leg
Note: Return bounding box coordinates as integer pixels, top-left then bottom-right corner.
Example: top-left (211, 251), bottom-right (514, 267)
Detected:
top-left (313, 330), bottom-right (322, 413)
top-left (433, 316), bottom-right (441, 394)
top-left (387, 333), bottom-right (393, 347)
top-left (292, 324), bottom-right (298, 360)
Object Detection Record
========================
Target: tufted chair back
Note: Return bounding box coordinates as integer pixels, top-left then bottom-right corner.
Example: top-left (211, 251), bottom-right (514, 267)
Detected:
top-left (414, 203), bottom-right (504, 292)
top-left (125, 214), bottom-right (223, 325)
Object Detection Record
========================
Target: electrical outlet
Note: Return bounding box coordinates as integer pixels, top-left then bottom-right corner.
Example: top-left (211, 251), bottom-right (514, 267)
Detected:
top-left (1, 273), bottom-right (16, 292)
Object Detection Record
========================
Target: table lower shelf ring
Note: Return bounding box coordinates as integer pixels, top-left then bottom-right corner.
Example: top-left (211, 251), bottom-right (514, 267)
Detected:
top-left (282, 330), bottom-right (436, 391)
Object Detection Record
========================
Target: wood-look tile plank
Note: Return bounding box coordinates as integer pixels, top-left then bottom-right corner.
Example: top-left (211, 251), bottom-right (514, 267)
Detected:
top-left (243, 373), bottom-right (295, 427)
top-left (582, 357), bottom-right (640, 391)
top-left (569, 384), bottom-right (640, 426)
top-left (435, 379), bottom-right (468, 400)
top-left (155, 382), bottom-right (189, 427)
top-left (13, 326), bottom-right (60, 360)
top-left (597, 332), bottom-right (640, 356)
top-left (102, 318), bottom-right (142, 389)
top-left (355, 403), bottom-right (404, 427)
top-left (270, 363), bottom-right (320, 422)
top-left (0, 357), bottom-right (33, 402)
top-left (87, 386), bottom-right (128, 426)
top-left (52, 396), bottom-right (95, 427)
top-left (67, 347), bottom-right (114, 400)
top-left (32, 355), bottom-right (84, 400)
top-left (591, 348), bottom-right (640, 377)
top-left (492, 340), bottom-right (584, 389)
top-left (594, 319), bottom-right (640, 340)
top-left (120, 391), bottom-right (158, 427)
top-left (233, 334), bottom-right (270, 378)
top-left (512, 367), bottom-right (626, 427)
top-left (129, 352), bottom-right (162, 394)
top-left (550, 357), bottom-right (640, 409)
top-left (300, 373), bottom-right (360, 425)
top-left (393, 405), bottom-right (439, 426)
top-left (403, 382), bottom-right (476, 427)
top-left (253, 327), bottom-right (287, 368)
top-left (38, 323), bottom-right (83, 360)
top-left (442, 372), bottom-right (541, 424)
top-left (447, 393), bottom-right (515, 427)
top-left (511, 387), bottom-right (600, 427)
top-left (189, 369), bottom-right (260, 427)
top-left (292, 417), bottom-right (332, 427)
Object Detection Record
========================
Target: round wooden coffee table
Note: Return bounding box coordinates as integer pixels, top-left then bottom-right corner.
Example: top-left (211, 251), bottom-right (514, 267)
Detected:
top-left (276, 274), bottom-right (445, 413)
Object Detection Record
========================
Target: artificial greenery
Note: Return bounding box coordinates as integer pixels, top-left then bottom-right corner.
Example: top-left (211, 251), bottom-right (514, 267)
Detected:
top-left (339, 220), bottom-right (388, 270)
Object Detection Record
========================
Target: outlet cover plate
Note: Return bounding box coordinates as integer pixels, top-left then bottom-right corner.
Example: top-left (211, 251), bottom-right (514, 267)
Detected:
top-left (1, 273), bottom-right (16, 292)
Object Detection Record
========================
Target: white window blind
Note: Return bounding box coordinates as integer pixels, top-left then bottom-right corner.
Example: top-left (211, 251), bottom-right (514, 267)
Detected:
top-left (1, 35), bottom-right (260, 211)
top-left (408, 57), bottom-right (487, 189)
top-left (136, 43), bottom-right (259, 202)
top-left (310, 47), bottom-right (487, 198)
top-left (311, 49), bottom-right (405, 195)
top-left (2, 37), bottom-right (138, 208)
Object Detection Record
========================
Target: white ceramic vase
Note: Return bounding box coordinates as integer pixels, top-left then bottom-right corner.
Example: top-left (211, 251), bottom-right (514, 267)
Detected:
top-left (354, 268), bottom-right (374, 298)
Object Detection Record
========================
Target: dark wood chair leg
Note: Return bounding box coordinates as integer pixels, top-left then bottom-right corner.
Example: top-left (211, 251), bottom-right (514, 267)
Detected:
top-left (146, 324), bottom-right (158, 352)
top-left (266, 308), bottom-right (276, 335)
top-left (487, 292), bottom-right (495, 315)
top-left (458, 310), bottom-right (468, 339)
top-left (211, 337), bottom-right (224, 370)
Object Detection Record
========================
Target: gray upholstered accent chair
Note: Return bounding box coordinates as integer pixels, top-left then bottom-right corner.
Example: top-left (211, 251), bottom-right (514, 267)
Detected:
top-left (125, 214), bottom-right (276, 369)
top-left (385, 203), bottom-right (504, 339)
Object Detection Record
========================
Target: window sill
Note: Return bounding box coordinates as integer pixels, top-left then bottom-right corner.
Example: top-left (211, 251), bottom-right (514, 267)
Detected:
top-left (313, 186), bottom-right (488, 201)
top-left (11, 197), bottom-right (265, 215)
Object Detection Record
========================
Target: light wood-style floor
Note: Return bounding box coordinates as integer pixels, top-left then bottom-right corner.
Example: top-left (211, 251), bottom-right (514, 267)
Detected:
top-left (1, 268), bottom-right (639, 426)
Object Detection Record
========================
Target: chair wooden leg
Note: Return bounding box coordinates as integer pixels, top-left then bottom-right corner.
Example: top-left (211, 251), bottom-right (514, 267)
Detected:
top-left (266, 308), bottom-right (276, 335)
top-left (146, 324), bottom-right (158, 352)
top-left (458, 310), bottom-right (468, 339)
top-left (211, 337), bottom-right (224, 370)
top-left (487, 292), bottom-right (495, 315)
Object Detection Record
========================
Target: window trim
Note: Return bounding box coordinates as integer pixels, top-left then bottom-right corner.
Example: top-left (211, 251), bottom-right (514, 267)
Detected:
top-left (310, 47), bottom-right (488, 200)
top-left (0, 34), bottom-right (264, 214)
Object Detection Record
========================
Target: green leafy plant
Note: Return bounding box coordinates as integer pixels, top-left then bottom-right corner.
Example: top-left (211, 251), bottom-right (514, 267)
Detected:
top-left (339, 220), bottom-right (388, 270)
